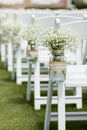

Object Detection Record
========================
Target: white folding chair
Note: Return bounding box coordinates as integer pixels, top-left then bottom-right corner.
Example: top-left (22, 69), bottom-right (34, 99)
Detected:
top-left (16, 11), bottom-right (52, 84)
top-left (59, 19), bottom-right (87, 108)
top-left (26, 15), bottom-right (83, 110)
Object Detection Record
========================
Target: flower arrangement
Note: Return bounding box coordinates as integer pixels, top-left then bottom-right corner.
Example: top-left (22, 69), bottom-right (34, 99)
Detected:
top-left (39, 27), bottom-right (80, 55)
top-left (20, 24), bottom-right (41, 45)
top-left (11, 23), bottom-right (21, 36)
top-left (10, 22), bottom-right (24, 43)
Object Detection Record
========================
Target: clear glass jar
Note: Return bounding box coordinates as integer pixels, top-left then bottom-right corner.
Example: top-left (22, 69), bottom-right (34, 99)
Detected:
top-left (49, 50), bottom-right (66, 82)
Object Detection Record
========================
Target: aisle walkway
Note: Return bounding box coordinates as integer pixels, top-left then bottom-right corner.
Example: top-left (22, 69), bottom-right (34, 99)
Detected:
top-left (0, 62), bottom-right (87, 130)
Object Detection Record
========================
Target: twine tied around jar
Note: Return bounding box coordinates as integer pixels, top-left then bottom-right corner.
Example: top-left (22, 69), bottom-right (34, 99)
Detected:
top-left (49, 61), bottom-right (67, 71)
top-left (27, 50), bottom-right (38, 59)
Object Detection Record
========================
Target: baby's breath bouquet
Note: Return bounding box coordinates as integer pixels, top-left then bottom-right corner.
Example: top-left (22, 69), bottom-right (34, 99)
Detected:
top-left (20, 24), bottom-right (41, 45)
top-left (10, 22), bottom-right (24, 43)
top-left (39, 27), bottom-right (80, 55)
top-left (20, 24), bottom-right (41, 58)
top-left (11, 23), bottom-right (21, 36)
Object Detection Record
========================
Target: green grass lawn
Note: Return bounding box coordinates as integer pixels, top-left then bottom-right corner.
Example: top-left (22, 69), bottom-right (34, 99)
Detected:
top-left (0, 62), bottom-right (87, 130)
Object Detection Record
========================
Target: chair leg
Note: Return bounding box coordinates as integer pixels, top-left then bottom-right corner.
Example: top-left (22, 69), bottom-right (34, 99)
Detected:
top-left (44, 72), bottom-right (53, 130)
top-left (57, 81), bottom-right (66, 130)
top-left (16, 48), bottom-right (22, 85)
top-left (11, 45), bottom-right (15, 80)
top-left (1, 44), bottom-right (5, 62)
top-left (4, 44), bottom-right (7, 69)
top-left (73, 87), bottom-right (82, 108)
top-left (82, 40), bottom-right (87, 64)
top-left (7, 42), bottom-right (13, 72)
top-left (26, 62), bottom-right (32, 101)
top-left (34, 59), bottom-right (41, 110)
top-left (76, 87), bottom-right (82, 109)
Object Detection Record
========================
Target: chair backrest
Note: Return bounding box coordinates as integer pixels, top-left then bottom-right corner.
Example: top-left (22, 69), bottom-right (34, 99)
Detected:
top-left (61, 20), bottom-right (87, 40)
top-left (15, 10), bottom-right (52, 24)
top-left (34, 15), bottom-right (82, 28)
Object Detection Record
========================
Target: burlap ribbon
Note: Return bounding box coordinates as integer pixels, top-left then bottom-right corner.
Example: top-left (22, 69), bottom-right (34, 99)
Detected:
top-left (27, 50), bottom-right (38, 59)
top-left (49, 61), bottom-right (67, 71)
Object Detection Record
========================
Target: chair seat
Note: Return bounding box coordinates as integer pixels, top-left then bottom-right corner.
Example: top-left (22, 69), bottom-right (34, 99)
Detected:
top-left (65, 78), bottom-right (87, 87)
top-left (65, 65), bottom-right (87, 87)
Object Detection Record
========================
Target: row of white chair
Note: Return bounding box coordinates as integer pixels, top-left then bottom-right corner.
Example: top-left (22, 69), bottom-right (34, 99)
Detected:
top-left (0, 9), bottom-right (87, 111)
